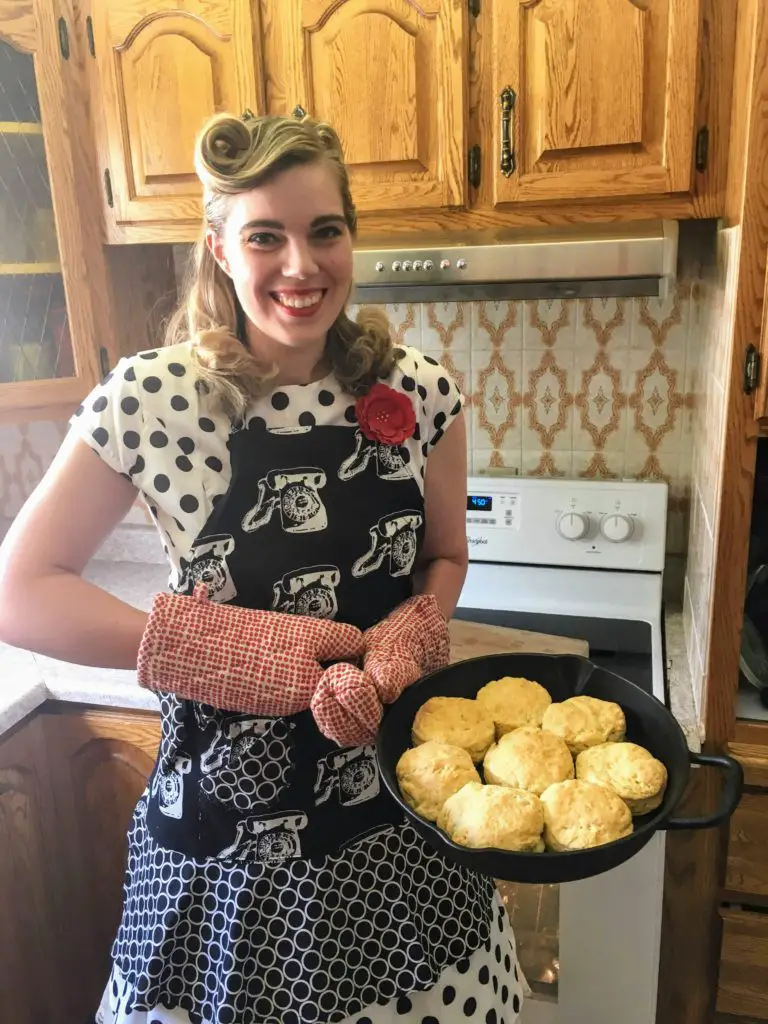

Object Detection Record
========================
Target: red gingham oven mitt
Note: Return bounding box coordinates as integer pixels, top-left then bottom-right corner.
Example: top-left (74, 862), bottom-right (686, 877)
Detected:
top-left (137, 586), bottom-right (365, 716)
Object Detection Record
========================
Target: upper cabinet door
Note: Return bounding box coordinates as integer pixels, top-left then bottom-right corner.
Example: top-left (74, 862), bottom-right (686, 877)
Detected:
top-left (92, 2), bottom-right (265, 224)
top-left (492, 0), bottom-right (701, 205)
top-left (287, 0), bottom-right (467, 213)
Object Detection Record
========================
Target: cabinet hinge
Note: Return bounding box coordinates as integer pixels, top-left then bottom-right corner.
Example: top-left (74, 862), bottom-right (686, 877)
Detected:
top-left (86, 16), bottom-right (96, 58)
top-left (744, 344), bottom-right (761, 395)
top-left (468, 0), bottom-right (480, 16)
top-left (58, 17), bottom-right (70, 59)
top-left (468, 145), bottom-right (481, 189)
top-left (695, 126), bottom-right (709, 172)
top-left (103, 169), bottom-right (114, 208)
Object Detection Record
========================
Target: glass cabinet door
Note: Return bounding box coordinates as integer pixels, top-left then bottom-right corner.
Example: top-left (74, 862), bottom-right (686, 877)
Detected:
top-left (0, 37), bottom-right (73, 385)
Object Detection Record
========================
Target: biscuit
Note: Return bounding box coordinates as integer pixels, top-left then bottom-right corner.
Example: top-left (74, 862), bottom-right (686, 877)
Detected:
top-left (438, 782), bottom-right (545, 852)
top-left (484, 726), bottom-right (575, 796)
top-left (541, 696), bottom-right (626, 755)
top-left (576, 742), bottom-right (668, 815)
top-left (476, 676), bottom-right (552, 738)
top-left (540, 779), bottom-right (633, 851)
top-left (412, 696), bottom-right (496, 762)
top-left (396, 741), bottom-right (482, 822)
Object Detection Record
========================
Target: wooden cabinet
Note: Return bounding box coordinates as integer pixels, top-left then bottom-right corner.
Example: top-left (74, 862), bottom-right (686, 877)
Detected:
top-left (754, 251), bottom-right (768, 421)
top-left (271, 0), bottom-right (467, 214)
top-left (90, 0), bottom-right (265, 225)
top-left (725, 791), bottom-right (768, 902)
top-left (0, 0), bottom-right (119, 420)
top-left (718, 909), bottom-right (768, 1020)
top-left (0, 704), bottom-right (159, 1024)
top-left (490, 0), bottom-right (701, 205)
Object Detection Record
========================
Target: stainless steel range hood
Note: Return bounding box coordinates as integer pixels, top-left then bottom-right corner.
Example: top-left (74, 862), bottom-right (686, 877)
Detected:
top-left (352, 219), bottom-right (678, 303)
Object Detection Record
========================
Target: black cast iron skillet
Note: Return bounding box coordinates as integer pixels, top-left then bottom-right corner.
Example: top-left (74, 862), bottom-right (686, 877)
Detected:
top-left (376, 653), bottom-right (743, 884)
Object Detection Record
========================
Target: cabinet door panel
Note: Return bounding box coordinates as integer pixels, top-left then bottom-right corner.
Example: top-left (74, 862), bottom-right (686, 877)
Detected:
top-left (492, 0), bottom-right (701, 204)
top-left (290, 0), bottom-right (466, 212)
top-left (93, 2), bottom-right (264, 224)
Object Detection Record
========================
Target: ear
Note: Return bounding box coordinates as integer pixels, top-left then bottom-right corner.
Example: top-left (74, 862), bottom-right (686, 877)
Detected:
top-left (206, 228), bottom-right (231, 278)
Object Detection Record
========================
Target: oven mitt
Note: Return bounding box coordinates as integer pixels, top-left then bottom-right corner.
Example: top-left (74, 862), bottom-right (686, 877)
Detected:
top-left (138, 585), bottom-right (365, 716)
top-left (363, 594), bottom-right (451, 704)
top-left (310, 662), bottom-right (383, 748)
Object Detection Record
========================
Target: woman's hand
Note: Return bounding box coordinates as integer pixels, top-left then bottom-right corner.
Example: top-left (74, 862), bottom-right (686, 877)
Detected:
top-left (364, 594), bottom-right (451, 703)
top-left (311, 662), bottom-right (382, 747)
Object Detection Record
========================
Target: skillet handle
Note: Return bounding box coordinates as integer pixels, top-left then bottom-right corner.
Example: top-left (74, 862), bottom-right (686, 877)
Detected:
top-left (662, 752), bottom-right (744, 831)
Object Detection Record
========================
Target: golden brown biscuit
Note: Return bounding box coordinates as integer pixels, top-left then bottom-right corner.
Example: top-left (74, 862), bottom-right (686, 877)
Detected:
top-left (484, 726), bottom-right (574, 796)
top-left (412, 697), bottom-right (495, 762)
top-left (475, 676), bottom-right (552, 737)
top-left (540, 779), bottom-right (633, 851)
top-left (396, 741), bottom-right (482, 822)
top-left (576, 742), bottom-right (668, 815)
top-left (438, 782), bottom-right (545, 852)
top-left (541, 696), bottom-right (626, 755)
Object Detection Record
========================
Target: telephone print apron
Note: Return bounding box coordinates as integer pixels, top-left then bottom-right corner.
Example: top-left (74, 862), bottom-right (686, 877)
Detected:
top-left (71, 341), bottom-right (523, 1024)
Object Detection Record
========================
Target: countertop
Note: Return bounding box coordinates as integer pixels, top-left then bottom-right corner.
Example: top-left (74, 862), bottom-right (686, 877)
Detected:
top-left (0, 561), bottom-right (702, 752)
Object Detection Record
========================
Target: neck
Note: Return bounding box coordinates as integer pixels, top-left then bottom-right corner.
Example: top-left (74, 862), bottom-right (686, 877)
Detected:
top-left (245, 324), bottom-right (329, 386)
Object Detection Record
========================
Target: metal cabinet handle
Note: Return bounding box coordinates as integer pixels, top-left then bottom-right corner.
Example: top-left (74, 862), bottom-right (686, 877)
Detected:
top-left (500, 87), bottom-right (516, 177)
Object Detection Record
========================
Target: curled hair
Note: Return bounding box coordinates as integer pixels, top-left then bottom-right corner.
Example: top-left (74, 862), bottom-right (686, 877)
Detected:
top-left (165, 112), bottom-right (395, 416)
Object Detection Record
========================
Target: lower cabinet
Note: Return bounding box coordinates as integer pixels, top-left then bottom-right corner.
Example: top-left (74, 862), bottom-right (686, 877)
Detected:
top-left (0, 703), bottom-right (160, 1024)
top-left (718, 908), bottom-right (768, 1020)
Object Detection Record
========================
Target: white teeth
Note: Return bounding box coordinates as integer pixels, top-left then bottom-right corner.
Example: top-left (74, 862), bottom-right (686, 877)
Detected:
top-left (274, 291), bottom-right (322, 309)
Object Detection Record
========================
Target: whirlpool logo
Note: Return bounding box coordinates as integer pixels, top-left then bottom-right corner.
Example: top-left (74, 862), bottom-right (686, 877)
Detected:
top-left (467, 535), bottom-right (489, 547)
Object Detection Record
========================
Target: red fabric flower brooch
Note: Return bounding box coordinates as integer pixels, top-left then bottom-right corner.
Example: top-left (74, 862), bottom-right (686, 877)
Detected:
top-left (355, 383), bottom-right (416, 445)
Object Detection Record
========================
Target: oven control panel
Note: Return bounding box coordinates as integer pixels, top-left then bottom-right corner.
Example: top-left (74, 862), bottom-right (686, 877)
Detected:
top-left (465, 477), bottom-right (668, 571)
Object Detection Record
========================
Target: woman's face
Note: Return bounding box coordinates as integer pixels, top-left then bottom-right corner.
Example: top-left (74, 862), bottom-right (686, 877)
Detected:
top-left (207, 161), bottom-right (354, 358)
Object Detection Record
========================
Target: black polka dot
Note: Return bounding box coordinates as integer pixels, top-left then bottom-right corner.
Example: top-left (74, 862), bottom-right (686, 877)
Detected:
top-left (344, 405), bottom-right (358, 424)
top-left (143, 376), bottom-right (162, 393)
top-left (212, 493), bottom-right (224, 507)
top-left (318, 389), bottom-right (335, 406)
top-left (101, 372), bottom-right (113, 384)
top-left (180, 494), bottom-right (199, 514)
top-left (92, 427), bottom-right (108, 447)
top-left (421, 442), bottom-right (429, 457)
top-left (513, 994), bottom-right (520, 1013)
top-left (486, 1012), bottom-right (498, 1024)
top-left (170, 395), bottom-right (189, 411)
top-left (174, 518), bottom-right (185, 532)
top-left (424, 355), bottom-right (439, 366)
top-left (451, 399), bottom-right (462, 416)
top-left (442, 985), bottom-right (456, 1005)
top-left (124, 365), bottom-right (136, 382)
top-left (493, 975), bottom-right (499, 994)
top-left (495, 943), bottom-right (502, 963)
top-left (396, 996), bottom-right (412, 1014)
top-left (121, 396), bottom-right (139, 415)
top-left (139, 351), bottom-right (158, 360)
top-left (271, 391), bottom-right (289, 411)
top-left (434, 411), bottom-right (447, 429)
top-left (149, 431), bottom-right (168, 448)
top-left (400, 446), bottom-right (411, 464)
top-left (176, 456), bottom-right (192, 472)
top-left (401, 375), bottom-right (416, 392)
top-left (418, 384), bottom-right (428, 400)
top-left (463, 997), bottom-right (477, 1016)
top-left (298, 411), bottom-right (315, 428)
top-left (438, 376), bottom-right (451, 395)
top-left (501, 984), bottom-right (509, 1004)
top-left (505, 953), bottom-right (511, 972)
top-left (205, 456), bottom-right (223, 472)
top-left (92, 395), bottom-right (108, 413)
top-left (421, 1018), bottom-right (440, 1024)
top-left (514, 965), bottom-right (519, 982)
top-left (413, 423), bottom-right (421, 441)
top-left (73, 404), bottom-right (83, 417)
top-left (129, 456), bottom-right (144, 476)
top-left (456, 958), bottom-right (470, 975)
top-left (479, 964), bottom-right (490, 985)
top-left (154, 475), bottom-right (170, 493)
top-left (168, 362), bottom-right (186, 377)
top-left (432, 428), bottom-right (445, 446)
top-left (356, 1018), bottom-right (373, 1024)
top-left (148, 505), bottom-right (158, 518)
top-left (199, 417), bottom-right (215, 432)
top-left (123, 431), bottom-right (140, 450)
top-left (178, 437), bottom-right (195, 455)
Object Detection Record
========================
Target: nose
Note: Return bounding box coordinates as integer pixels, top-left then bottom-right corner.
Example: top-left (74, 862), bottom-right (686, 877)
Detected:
top-left (282, 238), bottom-right (320, 279)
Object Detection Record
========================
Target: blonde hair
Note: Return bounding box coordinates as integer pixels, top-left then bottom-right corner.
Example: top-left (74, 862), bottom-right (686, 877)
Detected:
top-left (165, 112), bottom-right (396, 417)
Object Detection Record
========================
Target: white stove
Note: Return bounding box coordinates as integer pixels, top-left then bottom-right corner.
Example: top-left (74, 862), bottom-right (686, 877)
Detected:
top-left (456, 477), bottom-right (669, 1024)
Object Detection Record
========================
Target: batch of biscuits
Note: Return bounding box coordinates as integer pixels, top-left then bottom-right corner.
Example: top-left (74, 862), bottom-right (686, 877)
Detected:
top-left (396, 677), bottom-right (668, 853)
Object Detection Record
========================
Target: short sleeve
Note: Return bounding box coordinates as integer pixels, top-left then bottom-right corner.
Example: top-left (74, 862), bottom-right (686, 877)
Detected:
top-left (416, 352), bottom-right (465, 451)
top-left (68, 356), bottom-right (146, 482)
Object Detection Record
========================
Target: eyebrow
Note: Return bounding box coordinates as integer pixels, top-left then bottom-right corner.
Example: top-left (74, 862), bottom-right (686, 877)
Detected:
top-left (239, 214), bottom-right (347, 234)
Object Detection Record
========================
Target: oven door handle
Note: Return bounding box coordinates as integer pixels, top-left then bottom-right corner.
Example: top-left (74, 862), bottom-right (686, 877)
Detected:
top-left (661, 752), bottom-right (744, 830)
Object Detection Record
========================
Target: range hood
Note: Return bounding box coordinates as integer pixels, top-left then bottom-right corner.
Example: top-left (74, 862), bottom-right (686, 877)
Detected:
top-left (352, 219), bottom-right (678, 303)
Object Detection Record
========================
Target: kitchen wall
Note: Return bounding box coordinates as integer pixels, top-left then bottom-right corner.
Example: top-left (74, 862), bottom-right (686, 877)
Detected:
top-left (683, 226), bottom-right (740, 723)
top-left (0, 233), bottom-right (709, 574)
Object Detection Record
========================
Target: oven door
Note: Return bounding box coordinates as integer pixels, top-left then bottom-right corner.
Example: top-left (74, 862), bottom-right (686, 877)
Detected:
top-left (455, 569), bottom-right (665, 1024)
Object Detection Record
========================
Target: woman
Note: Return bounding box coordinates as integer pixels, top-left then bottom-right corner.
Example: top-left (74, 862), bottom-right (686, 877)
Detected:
top-left (0, 112), bottom-right (523, 1024)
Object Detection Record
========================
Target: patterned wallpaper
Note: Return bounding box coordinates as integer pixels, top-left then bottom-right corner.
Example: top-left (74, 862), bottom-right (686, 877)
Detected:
top-left (0, 261), bottom-right (705, 558)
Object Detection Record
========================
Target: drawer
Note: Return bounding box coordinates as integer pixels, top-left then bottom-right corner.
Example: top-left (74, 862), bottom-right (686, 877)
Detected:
top-left (718, 909), bottom-right (768, 1018)
top-left (726, 792), bottom-right (768, 900)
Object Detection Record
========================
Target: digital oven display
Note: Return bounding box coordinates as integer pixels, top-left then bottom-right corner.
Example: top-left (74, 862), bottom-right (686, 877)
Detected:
top-left (467, 495), bottom-right (493, 512)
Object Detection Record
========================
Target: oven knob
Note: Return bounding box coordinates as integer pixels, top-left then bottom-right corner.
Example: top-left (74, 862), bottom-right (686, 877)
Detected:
top-left (374, 261), bottom-right (385, 272)
top-left (412, 260), bottom-right (423, 271)
top-left (556, 511), bottom-right (590, 541)
top-left (402, 260), bottom-right (413, 271)
top-left (440, 259), bottom-right (451, 270)
top-left (391, 260), bottom-right (402, 271)
top-left (456, 258), bottom-right (468, 270)
top-left (600, 513), bottom-right (635, 543)
top-left (423, 259), bottom-right (434, 271)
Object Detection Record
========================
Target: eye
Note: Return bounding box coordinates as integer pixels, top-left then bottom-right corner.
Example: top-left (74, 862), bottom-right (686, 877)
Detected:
top-left (313, 225), bottom-right (344, 241)
top-left (246, 231), bottom-right (281, 248)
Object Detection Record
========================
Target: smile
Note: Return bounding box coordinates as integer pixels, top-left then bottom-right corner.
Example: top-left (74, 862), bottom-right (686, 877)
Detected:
top-left (271, 290), bottom-right (326, 313)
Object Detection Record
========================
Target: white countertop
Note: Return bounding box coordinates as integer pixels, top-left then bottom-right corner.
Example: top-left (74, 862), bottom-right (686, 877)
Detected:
top-left (0, 561), bottom-right (702, 752)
